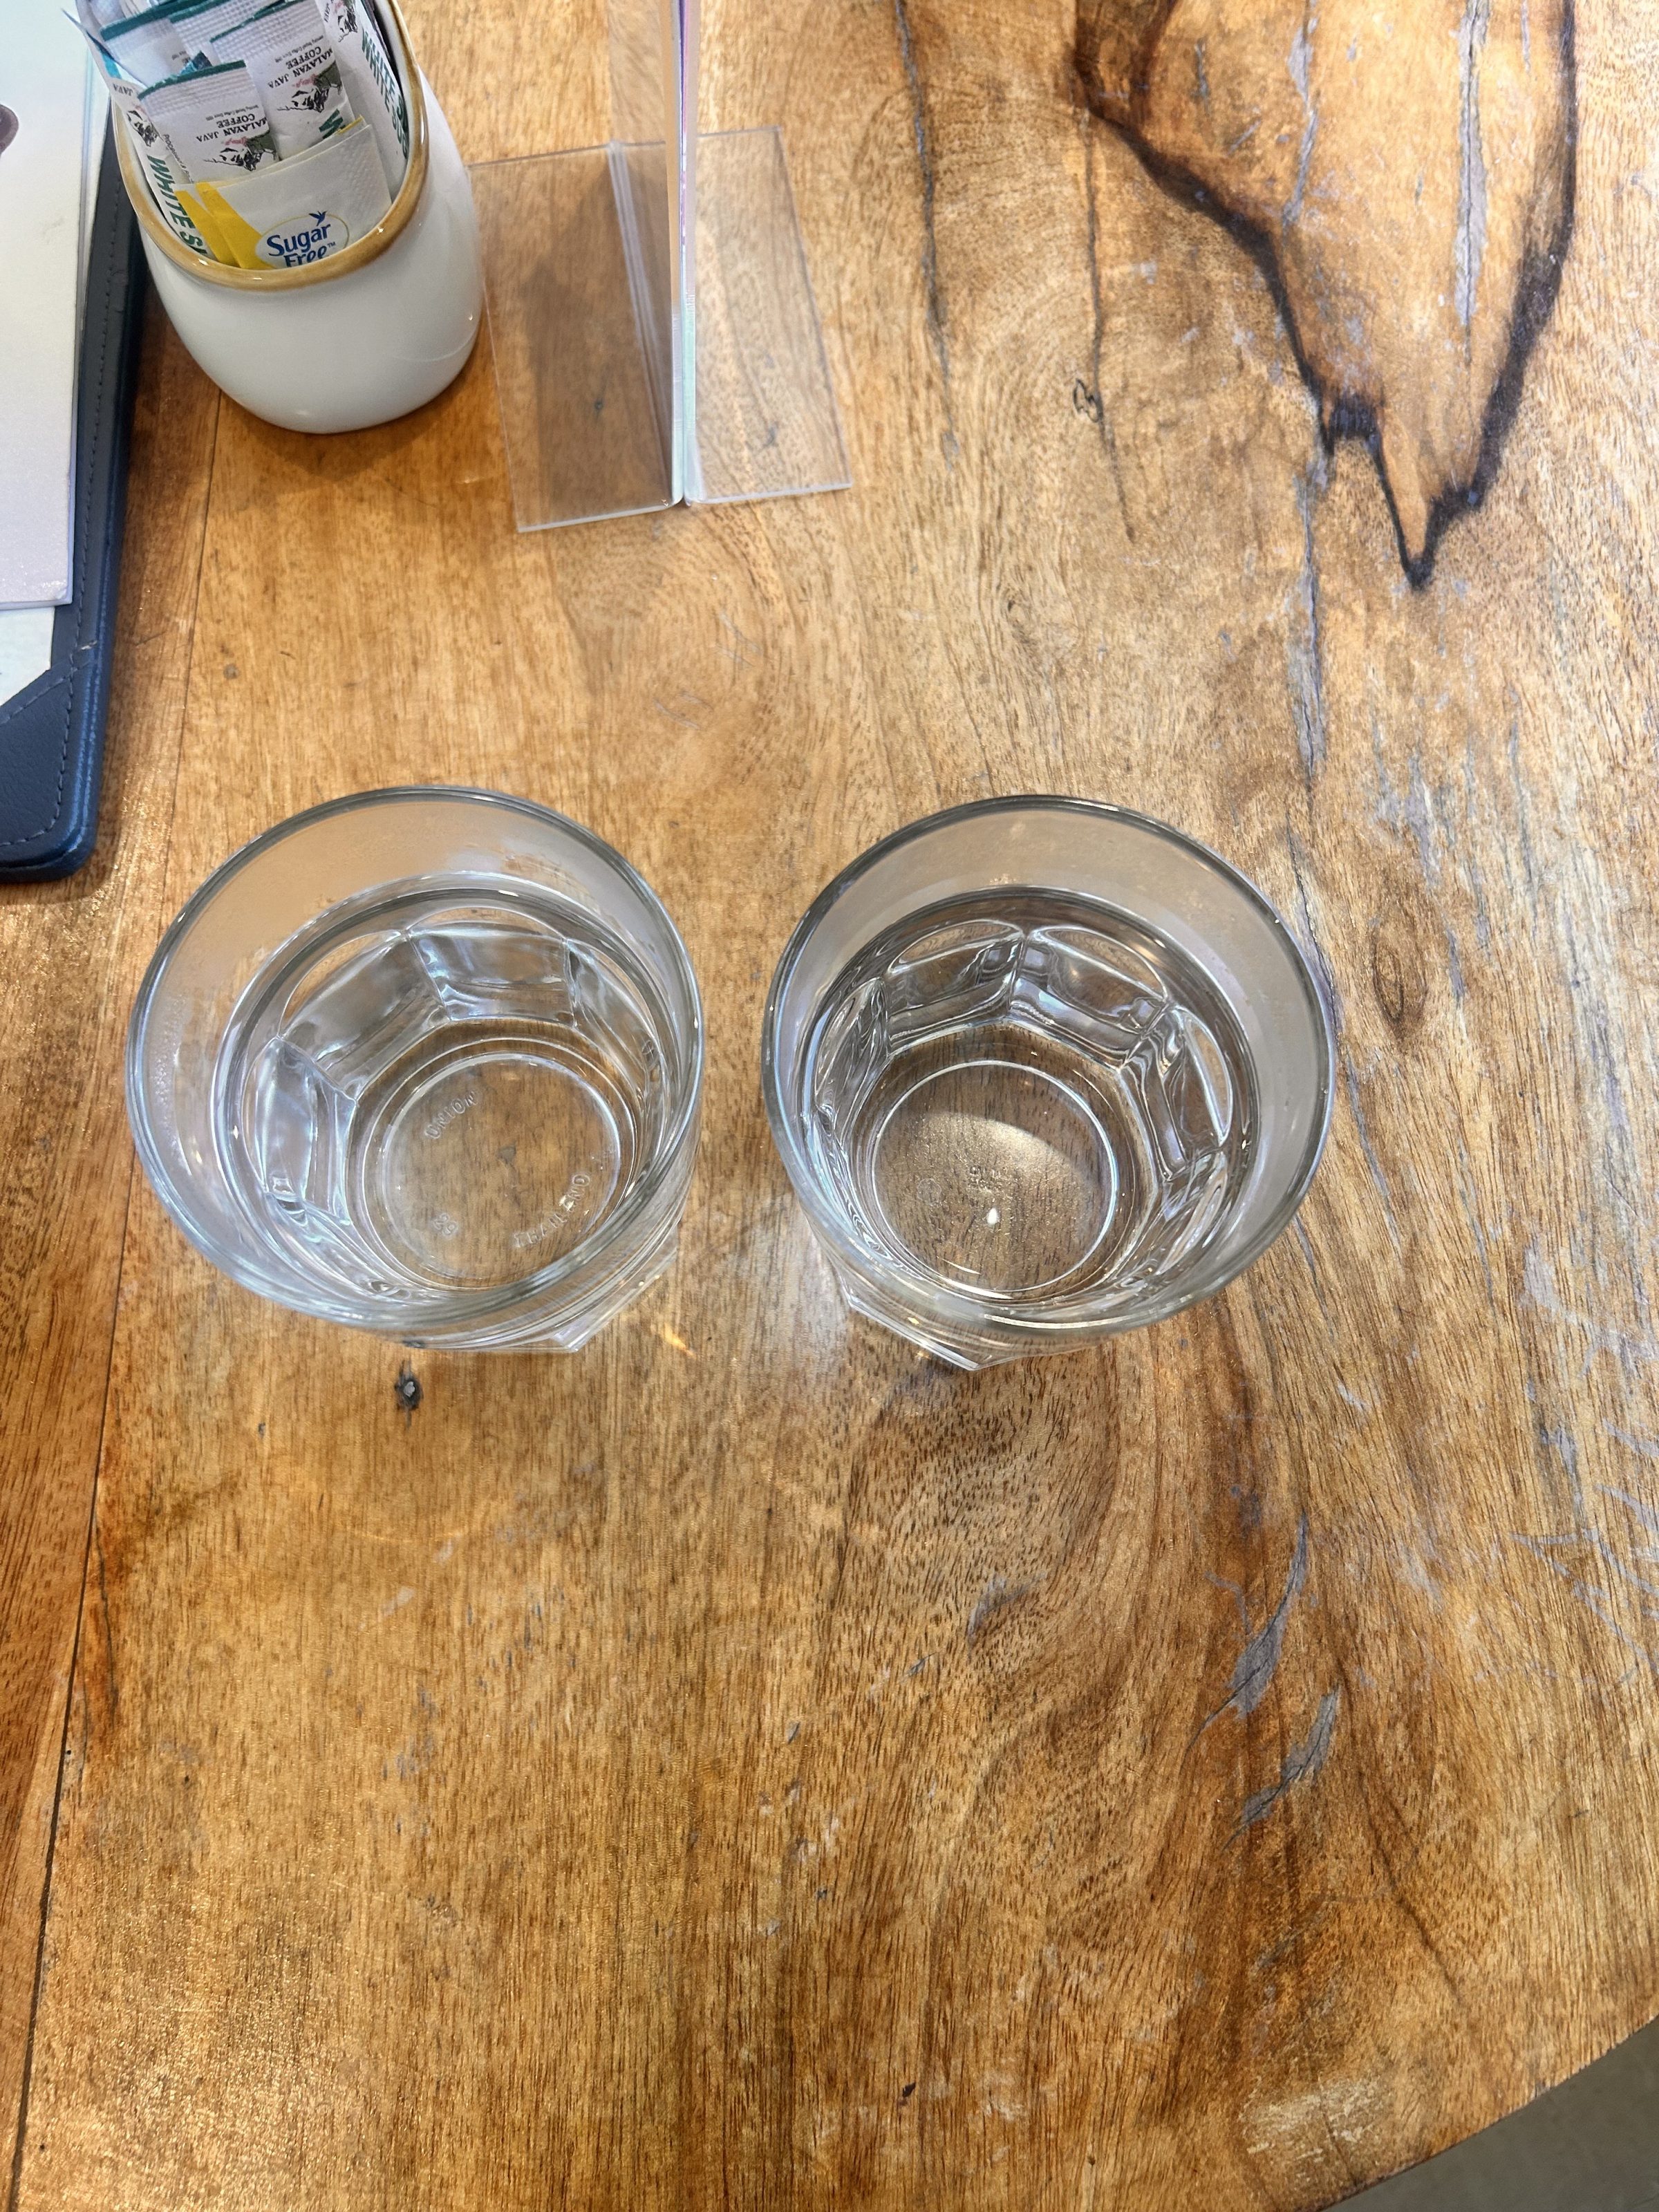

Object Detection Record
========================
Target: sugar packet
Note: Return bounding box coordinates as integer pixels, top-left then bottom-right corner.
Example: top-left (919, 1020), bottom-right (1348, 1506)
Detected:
top-left (177, 182), bottom-right (243, 261)
top-left (142, 60), bottom-right (278, 178)
top-left (168, 0), bottom-right (274, 65)
top-left (82, 0), bottom-right (182, 26)
top-left (316, 0), bottom-right (407, 191)
top-left (102, 1), bottom-right (193, 88)
top-left (210, 0), bottom-right (355, 160)
top-left (196, 113), bottom-right (390, 268)
top-left (103, 75), bottom-right (218, 256)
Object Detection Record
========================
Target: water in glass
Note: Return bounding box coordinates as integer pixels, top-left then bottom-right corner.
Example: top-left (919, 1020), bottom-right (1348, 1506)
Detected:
top-left (802, 890), bottom-right (1257, 1313)
top-left (218, 879), bottom-right (677, 1305)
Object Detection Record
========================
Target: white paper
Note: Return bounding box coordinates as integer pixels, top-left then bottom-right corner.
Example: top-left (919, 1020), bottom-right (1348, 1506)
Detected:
top-left (79, 36), bottom-right (101, 297)
top-left (0, 11), bottom-right (94, 609)
top-left (0, 607), bottom-right (57, 699)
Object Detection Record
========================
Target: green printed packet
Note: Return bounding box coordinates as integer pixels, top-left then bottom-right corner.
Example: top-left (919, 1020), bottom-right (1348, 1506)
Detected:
top-left (102, 0), bottom-right (193, 89)
top-left (104, 74), bottom-right (216, 256)
top-left (210, 0), bottom-right (355, 160)
top-left (74, 0), bottom-right (131, 33)
top-left (167, 0), bottom-right (272, 66)
top-left (142, 59), bottom-right (278, 179)
top-left (318, 0), bottom-right (408, 189)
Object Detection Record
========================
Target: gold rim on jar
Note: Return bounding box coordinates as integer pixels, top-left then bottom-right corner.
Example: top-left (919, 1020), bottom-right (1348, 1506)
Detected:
top-left (114, 0), bottom-right (429, 292)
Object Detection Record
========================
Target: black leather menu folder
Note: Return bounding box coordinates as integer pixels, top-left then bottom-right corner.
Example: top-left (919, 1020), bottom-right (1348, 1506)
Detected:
top-left (0, 124), bottom-right (144, 881)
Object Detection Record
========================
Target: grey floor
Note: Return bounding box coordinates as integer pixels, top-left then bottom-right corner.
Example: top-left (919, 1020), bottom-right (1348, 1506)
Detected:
top-left (1345, 2016), bottom-right (1659, 2211)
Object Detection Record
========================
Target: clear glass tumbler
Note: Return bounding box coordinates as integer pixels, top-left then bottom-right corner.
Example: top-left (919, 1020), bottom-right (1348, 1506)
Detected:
top-left (127, 788), bottom-right (703, 1351)
top-left (762, 798), bottom-right (1334, 1368)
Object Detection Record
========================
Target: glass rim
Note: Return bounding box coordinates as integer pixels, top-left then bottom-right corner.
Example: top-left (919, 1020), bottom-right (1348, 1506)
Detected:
top-left (760, 794), bottom-right (1337, 1342)
top-left (126, 785), bottom-right (704, 1331)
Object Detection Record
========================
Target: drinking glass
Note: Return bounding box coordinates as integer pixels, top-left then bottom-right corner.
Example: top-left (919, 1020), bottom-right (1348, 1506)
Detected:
top-left (762, 797), bottom-right (1333, 1368)
top-left (127, 787), bottom-right (703, 1350)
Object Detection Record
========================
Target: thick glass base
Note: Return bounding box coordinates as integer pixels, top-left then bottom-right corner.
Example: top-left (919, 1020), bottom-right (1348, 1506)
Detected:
top-left (396, 1206), bottom-right (685, 1353)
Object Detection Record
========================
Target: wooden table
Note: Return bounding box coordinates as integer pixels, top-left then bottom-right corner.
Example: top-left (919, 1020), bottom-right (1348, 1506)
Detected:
top-left (3, 0), bottom-right (1656, 2204)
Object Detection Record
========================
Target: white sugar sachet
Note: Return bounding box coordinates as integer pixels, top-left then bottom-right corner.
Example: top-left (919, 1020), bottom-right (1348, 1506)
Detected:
top-left (196, 113), bottom-right (388, 268)
top-left (104, 75), bottom-right (216, 253)
top-left (210, 0), bottom-right (354, 159)
top-left (102, 2), bottom-right (191, 87)
top-left (317, 0), bottom-right (406, 190)
top-left (142, 59), bottom-right (277, 178)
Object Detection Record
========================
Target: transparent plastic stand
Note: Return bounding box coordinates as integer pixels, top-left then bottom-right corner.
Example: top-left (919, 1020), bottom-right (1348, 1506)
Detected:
top-left (469, 0), bottom-right (849, 529)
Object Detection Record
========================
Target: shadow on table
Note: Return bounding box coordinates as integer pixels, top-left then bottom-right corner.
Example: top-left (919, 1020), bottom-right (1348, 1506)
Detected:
top-left (1346, 2016), bottom-right (1659, 2211)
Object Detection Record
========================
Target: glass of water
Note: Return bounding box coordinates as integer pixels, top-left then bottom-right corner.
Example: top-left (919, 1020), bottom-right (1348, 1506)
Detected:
top-left (127, 788), bottom-right (703, 1351)
top-left (762, 798), bottom-right (1333, 1368)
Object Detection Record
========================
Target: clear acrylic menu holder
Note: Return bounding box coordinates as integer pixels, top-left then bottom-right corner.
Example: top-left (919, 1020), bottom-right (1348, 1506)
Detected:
top-left (468, 0), bottom-right (850, 529)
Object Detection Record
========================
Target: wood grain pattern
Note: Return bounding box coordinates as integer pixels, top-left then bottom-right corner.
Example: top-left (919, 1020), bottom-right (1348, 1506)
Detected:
top-left (8, 0), bottom-right (1659, 2204)
top-left (0, 317), bottom-right (216, 2170)
top-left (1078, 0), bottom-right (1576, 579)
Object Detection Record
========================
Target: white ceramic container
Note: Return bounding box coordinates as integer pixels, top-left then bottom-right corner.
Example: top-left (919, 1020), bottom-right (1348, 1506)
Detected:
top-left (115, 1), bottom-right (482, 433)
